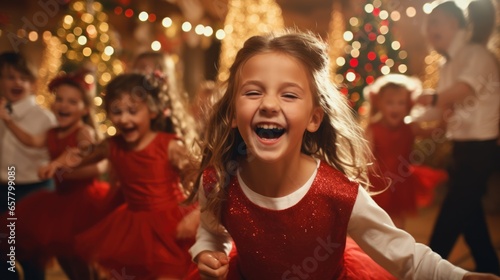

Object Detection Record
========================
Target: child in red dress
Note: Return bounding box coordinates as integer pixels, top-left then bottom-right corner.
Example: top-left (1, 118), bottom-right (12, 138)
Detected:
top-left (0, 70), bottom-right (110, 279)
top-left (185, 31), bottom-right (498, 280)
top-left (74, 73), bottom-right (198, 279)
top-left (364, 74), bottom-right (447, 229)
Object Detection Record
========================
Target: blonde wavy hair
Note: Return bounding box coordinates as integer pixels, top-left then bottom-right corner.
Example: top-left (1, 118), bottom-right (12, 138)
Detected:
top-left (187, 30), bottom-right (373, 220)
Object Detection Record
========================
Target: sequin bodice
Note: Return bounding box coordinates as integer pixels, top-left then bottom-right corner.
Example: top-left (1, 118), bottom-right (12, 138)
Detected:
top-left (214, 161), bottom-right (359, 279)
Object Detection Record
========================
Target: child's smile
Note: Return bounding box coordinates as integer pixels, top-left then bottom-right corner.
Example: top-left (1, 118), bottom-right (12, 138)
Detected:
top-left (233, 52), bottom-right (322, 163)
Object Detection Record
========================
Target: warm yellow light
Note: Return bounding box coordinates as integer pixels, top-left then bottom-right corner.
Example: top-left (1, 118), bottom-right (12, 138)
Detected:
top-left (399, 50), bottom-right (408, 59)
top-left (350, 49), bottom-right (360, 58)
top-left (182, 22), bottom-right (192, 32)
top-left (28, 31), bottom-right (38, 41)
top-left (406, 7), bottom-right (417, 18)
top-left (215, 29), bottom-right (226, 40)
top-left (107, 126), bottom-right (117, 136)
top-left (204, 26), bottom-right (213, 37)
top-left (377, 35), bottom-right (386, 44)
top-left (195, 24), bottom-right (205, 35)
top-left (73, 27), bottom-right (82, 36)
top-left (381, 65), bottom-right (390, 75)
top-left (162, 17), bottom-right (172, 28)
top-left (336, 57), bottom-right (346, 66)
top-left (82, 47), bottom-right (92, 57)
top-left (64, 15), bottom-right (74, 26)
top-left (379, 10), bottom-right (389, 20)
top-left (151, 41), bottom-right (161, 51)
top-left (104, 46), bottom-right (114, 56)
top-left (364, 4), bottom-right (374, 13)
top-left (138, 11), bottom-right (149, 22)
top-left (94, 96), bottom-right (103, 106)
top-left (391, 41), bottom-right (401, 50)
top-left (390, 11), bottom-right (401, 21)
top-left (398, 64), bottom-right (408, 73)
top-left (346, 72), bottom-right (356, 82)
top-left (99, 22), bottom-right (109, 32)
top-left (343, 31), bottom-right (353, 41)
top-left (349, 17), bottom-right (359, 27)
top-left (81, 13), bottom-right (94, 24)
top-left (78, 35), bottom-right (88, 45)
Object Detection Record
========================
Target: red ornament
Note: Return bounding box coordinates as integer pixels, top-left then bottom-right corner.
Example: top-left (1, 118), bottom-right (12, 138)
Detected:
top-left (380, 54), bottom-right (388, 63)
top-left (340, 87), bottom-right (349, 96)
top-left (349, 58), bottom-right (359, 68)
top-left (366, 76), bottom-right (375, 84)
top-left (367, 51), bottom-right (376, 61)
top-left (364, 23), bottom-right (373, 33)
top-left (368, 33), bottom-right (376, 41)
top-left (148, 13), bottom-right (156, 22)
top-left (373, 8), bottom-right (380, 17)
top-left (365, 63), bottom-right (373, 72)
top-left (114, 6), bottom-right (123, 15)
top-left (124, 8), bottom-right (134, 18)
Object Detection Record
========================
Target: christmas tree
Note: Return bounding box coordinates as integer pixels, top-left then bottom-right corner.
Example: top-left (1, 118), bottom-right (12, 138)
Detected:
top-left (55, 0), bottom-right (124, 136)
top-left (334, 0), bottom-right (409, 115)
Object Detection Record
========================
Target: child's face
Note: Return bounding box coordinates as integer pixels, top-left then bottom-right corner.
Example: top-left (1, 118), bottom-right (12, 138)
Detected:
top-left (51, 84), bottom-right (87, 130)
top-left (426, 9), bottom-right (460, 54)
top-left (0, 66), bottom-right (33, 103)
top-left (377, 86), bottom-right (410, 127)
top-left (232, 52), bottom-right (323, 162)
top-left (107, 93), bottom-right (156, 145)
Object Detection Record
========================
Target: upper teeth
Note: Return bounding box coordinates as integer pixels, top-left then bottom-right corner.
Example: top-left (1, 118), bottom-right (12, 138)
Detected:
top-left (257, 124), bottom-right (283, 130)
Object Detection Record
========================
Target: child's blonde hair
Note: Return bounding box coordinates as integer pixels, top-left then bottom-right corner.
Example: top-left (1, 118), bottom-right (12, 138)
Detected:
top-left (188, 30), bottom-right (373, 220)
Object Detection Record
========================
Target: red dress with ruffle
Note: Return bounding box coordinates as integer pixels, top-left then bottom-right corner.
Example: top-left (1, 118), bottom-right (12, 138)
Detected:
top-left (75, 133), bottom-right (196, 279)
top-left (368, 121), bottom-right (447, 216)
top-left (187, 162), bottom-right (395, 280)
top-left (10, 127), bottom-right (111, 264)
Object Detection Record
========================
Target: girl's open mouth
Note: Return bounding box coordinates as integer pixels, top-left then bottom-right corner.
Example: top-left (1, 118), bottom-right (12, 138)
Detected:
top-left (255, 124), bottom-right (285, 139)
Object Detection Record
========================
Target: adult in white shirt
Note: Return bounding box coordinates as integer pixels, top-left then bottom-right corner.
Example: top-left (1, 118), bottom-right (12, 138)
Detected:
top-left (417, 1), bottom-right (499, 274)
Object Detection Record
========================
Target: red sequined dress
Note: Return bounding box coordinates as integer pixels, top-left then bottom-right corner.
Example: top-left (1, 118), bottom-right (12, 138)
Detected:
top-left (10, 126), bottom-right (111, 264)
top-left (368, 121), bottom-right (447, 216)
top-left (187, 161), bottom-right (395, 280)
top-left (75, 132), bottom-right (196, 279)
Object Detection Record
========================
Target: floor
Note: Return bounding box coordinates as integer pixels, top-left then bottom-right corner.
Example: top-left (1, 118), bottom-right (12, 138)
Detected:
top-left (44, 174), bottom-right (500, 279)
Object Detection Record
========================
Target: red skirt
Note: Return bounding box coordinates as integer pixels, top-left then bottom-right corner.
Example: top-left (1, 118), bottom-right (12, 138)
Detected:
top-left (75, 203), bottom-right (197, 279)
top-left (185, 238), bottom-right (395, 280)
top-left (371, 165), bottom-right (447, 216)
top-left (7, 180), bottom-right (111, 265)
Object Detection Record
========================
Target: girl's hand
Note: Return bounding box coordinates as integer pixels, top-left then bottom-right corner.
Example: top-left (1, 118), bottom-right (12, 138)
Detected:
top-left (176, 208), bottom-right (200, 239)
top-left (196, 251), bottom-right (229, 280)
top-left (38, 162), bottom-right (61, 180)
top-left (463, 272), bottom-right (500, 280)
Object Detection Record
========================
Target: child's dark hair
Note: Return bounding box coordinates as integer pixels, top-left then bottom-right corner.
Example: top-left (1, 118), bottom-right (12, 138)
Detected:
top-left (0, 52), bottom-right (36, 81)
top-left (433, 0), bottom-right (496, 45)
top-left (49, 70), bottom-right (101, 140)
top-left (104, 73), bottom-right (170, 132)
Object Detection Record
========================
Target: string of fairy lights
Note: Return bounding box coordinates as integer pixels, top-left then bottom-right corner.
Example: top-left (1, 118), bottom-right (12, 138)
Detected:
top-left (3, 0), bottom-right (484, 134)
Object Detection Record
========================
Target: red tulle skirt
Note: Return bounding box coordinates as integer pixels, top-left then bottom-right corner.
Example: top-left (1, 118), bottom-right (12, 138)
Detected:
top-left (371, 165), bottom-right (447, 217)
top-left (8, 180), bottom-right (111, 265)
top-left (75, 203), bottom-right (197, 279)
top-left (185, 238), bottom-right (395, 280)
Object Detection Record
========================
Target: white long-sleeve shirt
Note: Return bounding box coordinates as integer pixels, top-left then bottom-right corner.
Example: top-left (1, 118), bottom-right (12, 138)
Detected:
top-left (190, 160), bottom-right (468, 280)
